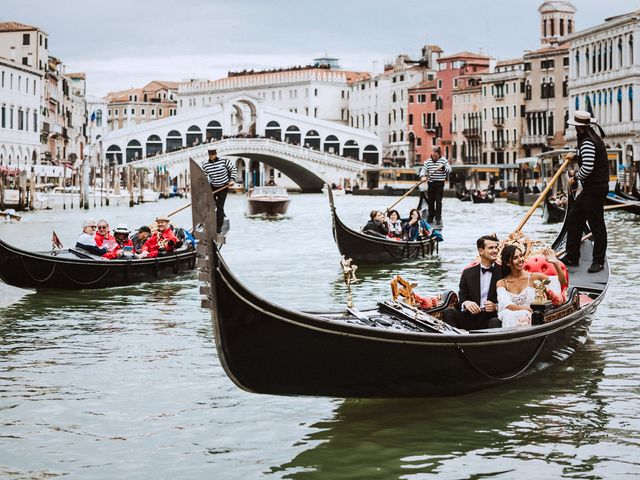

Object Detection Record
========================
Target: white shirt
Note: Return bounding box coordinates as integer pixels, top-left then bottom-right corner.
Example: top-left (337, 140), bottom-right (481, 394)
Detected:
top-left (77, 232), bottom-right (97, 247)
top-left (479, 263), bottom-right (495, 307)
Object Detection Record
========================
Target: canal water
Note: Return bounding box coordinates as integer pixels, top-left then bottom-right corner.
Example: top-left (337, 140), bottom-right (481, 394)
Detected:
top-left (0, 194), bottom-right (638, 479)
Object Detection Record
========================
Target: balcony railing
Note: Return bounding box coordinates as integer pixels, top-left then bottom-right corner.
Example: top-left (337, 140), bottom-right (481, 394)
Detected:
top-left (491, 141), bottom-right (506, 151)
top-left (521, 134), bottom-right (547, 146)
top-left (492, 118), bottom-right (505, 127)
top-left (462, 127), bottom-right (481, 138)
top-left (422, 124), bottom-right (436, 132)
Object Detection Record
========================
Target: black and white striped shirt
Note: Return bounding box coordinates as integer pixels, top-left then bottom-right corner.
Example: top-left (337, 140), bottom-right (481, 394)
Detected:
top-left (576, 140), bottom-right (595, 182)
top-left (202, 158), bottom-right (237, 187)
top-left (419, 157), bottom-right (452, 183)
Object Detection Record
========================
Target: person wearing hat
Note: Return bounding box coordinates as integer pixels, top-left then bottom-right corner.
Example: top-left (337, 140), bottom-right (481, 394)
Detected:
top-left (131, 225), bottom-right (152, 253)
top-left (564, 110), bottom-right (609, 273)
top-left (103, 224), bottom-right (135, 259)
top-left (418, 145), bottom-right (451, 226)
top-left (137, 215), bottom-right (178, 258)
top-left (201, 148), bottom-right (237, 233)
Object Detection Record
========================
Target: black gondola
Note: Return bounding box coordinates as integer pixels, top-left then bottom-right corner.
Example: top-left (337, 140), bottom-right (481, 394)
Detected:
top-left (191, 159), bottom-right (610, 398)
top-left (0, 238), bottom-right (196, 290)
top-left (326, 187), bottom-right (438, 264)
top-left (470, 190), bottom-right (495, 204)
top-left (606, 187), bottom-right (640, 215)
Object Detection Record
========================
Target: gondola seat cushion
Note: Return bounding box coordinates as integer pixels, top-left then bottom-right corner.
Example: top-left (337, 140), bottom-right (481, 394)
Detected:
top-left (524, 254), bottom-right (569, 304)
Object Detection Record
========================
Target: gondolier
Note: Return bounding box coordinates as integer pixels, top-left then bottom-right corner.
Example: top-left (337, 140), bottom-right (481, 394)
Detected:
top-left (419, 146), bottom-right (451, 226)
top-left (564, 110), bottom-right (608, 273)
top-left (202, 148), bottom-right (237, 233)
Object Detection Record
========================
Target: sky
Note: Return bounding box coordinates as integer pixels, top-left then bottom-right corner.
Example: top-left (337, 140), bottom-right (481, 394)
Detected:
top-left (2, 0), bottom-right (639, 97)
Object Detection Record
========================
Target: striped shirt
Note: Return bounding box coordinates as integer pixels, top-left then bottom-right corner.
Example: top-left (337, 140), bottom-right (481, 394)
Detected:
top-left (419, 157), bottom-right (452, 183)
top-left (576, 140), bottom-right (595, 182)
top-left (202, 158), bottom-right (237, 187)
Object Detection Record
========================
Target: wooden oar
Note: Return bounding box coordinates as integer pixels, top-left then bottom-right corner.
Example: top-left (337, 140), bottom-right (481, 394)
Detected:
top-left (386, 179), bottom-right (426, 213)
top-left (604, 202), bottom-right (640, 211)
top-left (163, 184), bottom-right (230, 219)
top-left (515, 156), bottom-right (572, 233)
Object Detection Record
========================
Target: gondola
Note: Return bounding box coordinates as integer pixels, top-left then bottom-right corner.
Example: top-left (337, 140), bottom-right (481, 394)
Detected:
top-left (470, 190), bottom-right (495, 204)
top-left (190, 159), bottom-right (610, 398)
top-left (0, 238), bottom-right (196, 290)
top-left (605, 187), bottom-right (640, 215)
top-left (326, 187), bottom-right (438, 264)
top-left (542, 194), bottom-right (567, 224)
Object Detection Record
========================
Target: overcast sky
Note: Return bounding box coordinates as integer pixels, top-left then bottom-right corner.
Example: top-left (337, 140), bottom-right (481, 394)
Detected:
top-left (2, 0), bottom-right (639, 97)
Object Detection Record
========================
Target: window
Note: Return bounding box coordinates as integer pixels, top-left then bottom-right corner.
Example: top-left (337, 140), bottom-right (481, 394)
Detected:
top-left (314, 88), bottom-right (318, 96)
top-left (22, 57), bottom-right (29, 66)
top-left (563, 56), bottom-right (569, 67)
top-left (33, 111), bottom-right (37, 132)
top-left (159, 108), bottom-right (163, 116)
top-left (409, 113), bottom-right (413, 125)
top-left (409, 95), bottom-right (414, 103)
top-left (96, 109), bottom-right (102, 127)
top-left (23, 33), bottom-right (30, 45)
top-left (437, 79), bottom-right (442, 89)
top-left (1, 106), bottom-right (5, 128)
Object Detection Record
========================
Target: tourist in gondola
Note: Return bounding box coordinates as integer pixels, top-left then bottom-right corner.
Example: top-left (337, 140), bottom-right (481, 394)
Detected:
top-left (564, 110), bottom-right (609, 273)
top-left (442, 235), bottom-right (502, 330)
top-left (137, 215), bottom-right (178, 258)
top-left (496, 244), bottom-right (567, 328)
top-left (386, 209), bottom-right (403, 239)
top-left (419, 146), bottom-right (451, 226)
top-left (402, 208), bottom-right (430, 241)
top-left (103, 224), bottom-right (135, 260)
top-left (76, 218), bottom-right (108, 256)
top-left (95, 219), bottom-right (117, 251)
top-left (362, 210), bottom-right (389, 236)
top-left (131, 225), bottom-right (152, 252)
top-left (201, 148), bottom-right (237, 233)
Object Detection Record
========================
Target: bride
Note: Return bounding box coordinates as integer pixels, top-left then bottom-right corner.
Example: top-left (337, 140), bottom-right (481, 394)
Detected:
top-left (497, 244), bottom-right (567, 328)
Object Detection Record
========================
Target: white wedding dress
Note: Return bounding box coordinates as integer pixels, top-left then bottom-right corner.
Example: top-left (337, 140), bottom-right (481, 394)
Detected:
top-left (497, 274), bottom-right (536, 328)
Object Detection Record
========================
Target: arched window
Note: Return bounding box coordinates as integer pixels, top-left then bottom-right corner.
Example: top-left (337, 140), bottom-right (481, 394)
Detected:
top-left (304, 130), bottom-right (320, 149)
top-left (146, 134), bottom-right (163, 156)
top-left (362, 145), bottom-right (379, 165)
top-left (106, 145), bottom-right (122, 165)
top-left (265, 120), bottom-right (281, 141)
top-left (96, 109), bottom-right (103, 127)
top-left (284, 125), bottom-right (301, 144)
top-left (186, 125), bottom-right (202, 146)
top-left (126, 139), bottom-right (143, 163)
top-left (343, 140), bottom-right (359, 160)
top-left (323, 135), bottom-right (340, 154)
top-left (568, 19), bottom-right (572, 34)
top-left (560, 19), bottom-right (564, 36)
top-left (206, 120), bottom-right (222, 141)
top-left (618, 38), bottom-right (623, 67)
top-left (166, 130), bottom-right (182, 152)
top-left (629, 35), bottom-right (634, 65)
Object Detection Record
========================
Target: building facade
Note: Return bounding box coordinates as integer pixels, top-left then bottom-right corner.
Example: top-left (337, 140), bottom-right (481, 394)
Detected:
top-left (0, 22), bottom-right (49, 71)
top-left (481, 59), bottom-right (526, 166)
top-left (106, 80), bottom-right (178, 131)
top-left (178, 65), bottom-right (367, 126)
top-left (567, 9), bottom-right (640, 162)
top-left (0, 56), bottom-right (42, 167)
top-left (451, 80), bottom-right (483, 165)
top-left (408, 80), bottom-right (438, 165)
top-left (436, 52), bottom-right (491, 160)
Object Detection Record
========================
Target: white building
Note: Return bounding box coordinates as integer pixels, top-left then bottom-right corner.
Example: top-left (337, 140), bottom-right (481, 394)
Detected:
top-left (567, 9), bottom-right (640, 161)
top-left (178, 65), bottom-right (368, 125)
top-left (0, 22), bottom-right (49, 72)
top-left (0, 56), bottom-right (42, 167)
top-left (349, 48), bottom-right (440, 165)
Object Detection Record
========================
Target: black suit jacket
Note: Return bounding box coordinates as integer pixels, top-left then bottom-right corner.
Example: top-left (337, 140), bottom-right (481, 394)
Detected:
top-left (457, 264), bottom-right (502, 310)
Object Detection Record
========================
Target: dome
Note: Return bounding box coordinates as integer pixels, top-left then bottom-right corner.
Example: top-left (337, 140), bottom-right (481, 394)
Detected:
top-left (538, 1), bottom-right (576, 14)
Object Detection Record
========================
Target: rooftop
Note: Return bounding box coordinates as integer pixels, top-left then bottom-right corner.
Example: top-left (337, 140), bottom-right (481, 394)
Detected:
top-left (0, 21), bottom-right (41, 32)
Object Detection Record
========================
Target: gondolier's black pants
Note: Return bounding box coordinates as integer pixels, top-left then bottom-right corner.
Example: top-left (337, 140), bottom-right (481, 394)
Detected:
top-left (566, 186), bottom-right (608, 265)
top-left (211, 185), bottom-right (228, 233)
top-left (427, 181), bottom-right (445, 223)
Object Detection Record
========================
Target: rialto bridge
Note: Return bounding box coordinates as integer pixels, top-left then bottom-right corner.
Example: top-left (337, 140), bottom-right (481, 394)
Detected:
top-left (100, 94), bottom-right (381, 191)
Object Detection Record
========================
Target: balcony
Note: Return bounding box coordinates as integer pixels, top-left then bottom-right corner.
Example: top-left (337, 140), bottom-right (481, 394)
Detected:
top-left (492, 117), bottom-right (505, 127)
top-left (521, 134), bottom-right (547, 146)
top-left (422, 124), bottom-right (436, 132)
top-left (494, 94), bottom-right (505, 101)
top-left (462, 127), bottom-right (481, 138)
top-left (491, 141), bottom-right (506, 151)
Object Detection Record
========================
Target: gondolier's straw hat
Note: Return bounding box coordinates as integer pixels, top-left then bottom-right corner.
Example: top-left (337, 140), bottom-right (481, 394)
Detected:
top-left (155, 215), bottom-right (171, 222)
top-left (567, 110), bottom-right (597, 126)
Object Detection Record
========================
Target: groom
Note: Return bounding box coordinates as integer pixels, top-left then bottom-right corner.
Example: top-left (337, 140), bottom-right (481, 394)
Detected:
top-left (443, 235), bottom-right (503, 330)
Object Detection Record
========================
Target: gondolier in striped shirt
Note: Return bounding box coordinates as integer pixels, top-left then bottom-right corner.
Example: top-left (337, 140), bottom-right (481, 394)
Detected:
top-left (564, 110), bottom-right (609, 273)
top-left (418, 146), bottom-right (451, 226)
top-left (202, 148), bottom-right (237, 233)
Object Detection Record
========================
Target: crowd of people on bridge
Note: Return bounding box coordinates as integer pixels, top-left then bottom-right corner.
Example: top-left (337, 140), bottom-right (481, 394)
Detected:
top-left (75, 215), bottom-right (193, 260)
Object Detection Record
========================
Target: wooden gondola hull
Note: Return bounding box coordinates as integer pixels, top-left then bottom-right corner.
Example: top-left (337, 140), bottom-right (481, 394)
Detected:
top-left (0, 239), bottom-right (196, 290)
top-left (470, 193), bottom-right (495, 204)
top-left (542, 198), bottom-right (566, 224)
top-left (327, 188), bottom-right (438, 264)
top-left (213, 248), bottom-right (599, 397)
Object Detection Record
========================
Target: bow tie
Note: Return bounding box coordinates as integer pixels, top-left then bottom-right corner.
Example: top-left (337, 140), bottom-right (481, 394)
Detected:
top-left (481, 265), bottom-right (494, 274)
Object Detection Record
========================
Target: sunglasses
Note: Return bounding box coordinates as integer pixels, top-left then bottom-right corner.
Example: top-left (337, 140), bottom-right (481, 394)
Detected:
top-left (97, 226), bottom-right (108, 230)
top-left (87, 225), bottom-right (97, 229)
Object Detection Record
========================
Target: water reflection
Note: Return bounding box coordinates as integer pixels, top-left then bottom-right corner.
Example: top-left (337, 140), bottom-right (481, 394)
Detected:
top-left (270, 342), bottom-right (609, 479)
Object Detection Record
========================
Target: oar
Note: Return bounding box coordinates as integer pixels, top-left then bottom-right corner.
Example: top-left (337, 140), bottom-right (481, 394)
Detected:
top-left (162, 184), bottom-right (230, 219)
top-left (385, 179), bottom-right (426, 213)
top-left (515, 156), bottom-right (572, 232)
top-left (604, 202), bottom-right (640, 211)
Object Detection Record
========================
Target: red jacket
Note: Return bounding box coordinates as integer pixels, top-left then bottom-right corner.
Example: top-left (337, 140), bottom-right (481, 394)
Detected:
top-left (103, 238), bottom-right (135, 260)
top-left (95, 232), bottom-right (117, 251)
top-left (141, 228), bottom-right (178, 258)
